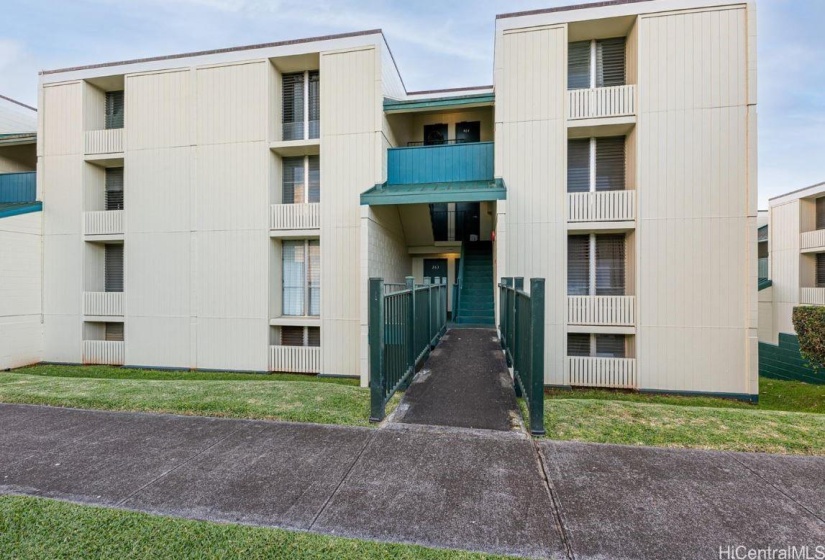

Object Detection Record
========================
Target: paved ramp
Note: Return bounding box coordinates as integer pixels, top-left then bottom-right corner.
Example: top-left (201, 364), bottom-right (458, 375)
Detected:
top-left (392, 328), bottom-right (521, 432)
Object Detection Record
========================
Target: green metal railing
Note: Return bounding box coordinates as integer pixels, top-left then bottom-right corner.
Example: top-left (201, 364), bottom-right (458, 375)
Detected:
top-left (499, 277), bottom-right (546, 435)
top-left (369, 276), bottom-right (448, 422)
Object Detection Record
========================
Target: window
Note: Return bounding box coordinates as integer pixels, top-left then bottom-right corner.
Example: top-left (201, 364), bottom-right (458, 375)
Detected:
top-left (105, 167), bottom-right (124, 211)
top-left (817, 254), bottom-right (825, 288)
top-left (568, 38), bottom-right (626, 90)
top-left (104, 244), bottom-right (124, 293)
top-left (105, 322), bottom-right (124, 342)
top-left (281, 326), bottom-right (320, 347)
top-left (816, 197), bottom-right (825, 231)
top-left (567, 333), bottom-right (626, 358)
top-left (567, 234), bottom-right (626, 296)
top-left (105, 91), bottom-right (124, 130)
top-left (282, 239), bottom-right (320, 316)
top-left (283, 71), bottom-right (319, 141)
top-left (567, 137), bottom-right (626, 193)
top-left (282, 156), bottom-right (320, 204)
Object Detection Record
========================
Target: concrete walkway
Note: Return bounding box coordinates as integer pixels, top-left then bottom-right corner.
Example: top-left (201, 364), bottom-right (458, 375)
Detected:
top-left (392, 328), bottom-right (522, 432)
top-left (1, 404), bottom-right (823, 559)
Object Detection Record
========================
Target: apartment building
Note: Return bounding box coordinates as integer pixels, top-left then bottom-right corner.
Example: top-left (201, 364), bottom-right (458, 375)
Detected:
top-left (758, 182), bottom-right (825, 383)
top-left (25, 0), bottom-right (757, 397)
top-left (0, 95), bottom-right (40, 370)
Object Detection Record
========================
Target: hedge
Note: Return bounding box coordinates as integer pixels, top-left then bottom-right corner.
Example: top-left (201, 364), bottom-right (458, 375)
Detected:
top-left (792, 306), bottom-right (825, 373)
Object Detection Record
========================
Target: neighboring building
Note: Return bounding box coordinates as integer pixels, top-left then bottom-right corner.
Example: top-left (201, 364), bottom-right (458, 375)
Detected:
top-left (0, 95), bottom-right (41, 370)
top-left (23, 0), bottom-right (757, 397)
top-left (758, 209), bottom-right (768, 282)
top-left (758, 182), bottom-right (825, 383)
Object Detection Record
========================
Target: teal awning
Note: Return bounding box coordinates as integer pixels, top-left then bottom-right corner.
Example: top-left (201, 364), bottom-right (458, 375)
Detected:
top-left (383, 93), bottom-right (494, 114)
top-left (361, 178), bottom-right (506, 206)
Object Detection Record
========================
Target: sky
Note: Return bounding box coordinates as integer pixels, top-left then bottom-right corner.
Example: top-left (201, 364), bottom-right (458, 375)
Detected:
top-left (1, 0), bottom-right (822, 208)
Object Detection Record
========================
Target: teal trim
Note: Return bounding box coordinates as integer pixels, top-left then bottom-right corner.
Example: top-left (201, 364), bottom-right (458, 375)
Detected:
top-left (383, 93), bottom-right (494, 113)
top-left (0, 171), bottom-right (36, 203)
top-left (0, 201), bottom-right (42, 219)
top-left (639, 388), bottom-right (758, 403)
top-left (758, 278), bottom-right (773, 290)
top-left (388, 142), bottom-right (493, 184)
top-left (361, 178), bottom-right (506, 206)
top-left (759, 334), bottom-right (825, 385)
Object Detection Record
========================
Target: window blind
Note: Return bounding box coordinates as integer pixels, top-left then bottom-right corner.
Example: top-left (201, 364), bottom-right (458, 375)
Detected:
top-left (568, 235), bottom-right (590, 295)
top-left (282, 157), bottom-right (304, 204)
top-left (567, 333), bottom-right (591, 357)
top-left (282, 240), bottom-right (305, 316)
top-left (595, 234), bottom-right (625, 296)
top-left (281, 326), bottom-right (305, 346)
top-left (307, 327), bottom-right (321, 347)
top-left (817, 254), bottom-right (825, 288)
top-left (567, 139), bottom-right (590, 193)
top-left (105, 91), bottom-right (124, 130)
top-left (568, 41), bottom-right (591, 90)
top-left (595, 37), bottom-right (626, 88)
top-left (595, 334), bottom-right (625, 358)
top-left (816, 197), bottom-right (825, 230)
top-left (595, 136), bottom-right (626, 192)
top-left (307, 156), bottom-right (320, 203)
top-left (104, 244), bottom-right (124, 293)
top-left (105, 322), bottom-right (124, 342)
top-left (308, 71), bottom-right (320, 139)
top-left (105, 167), bottom-right (124, 211)
top-left (282, 73), bottom-right (305, 141)
top-left (308, 240), bottom-right (320, 316)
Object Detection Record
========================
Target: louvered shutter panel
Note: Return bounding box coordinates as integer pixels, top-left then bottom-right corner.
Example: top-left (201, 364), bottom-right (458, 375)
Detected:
top-left (281, 326), bottom-right (305, 346)
top-left (282, 73), bottom-right (305, 140)
top-left (568, 41), bottom-right (591, 89)
top-left (308, 71), bottom-right (320, 139)
top-left (105, 167), bottom-right (124, 210)
top-left (105, 244), bottom-right (124, 293)
top-left (307, 327), bottom-right (321, 347)
top-left (595, 136), bottom-right (625, 191)
top-left (817, 254), bottom-right (825, 288)
top-left (105, 91), bottom-right (124, 129)
top-left (282, 241), bottom-right (305, 316)
top-left (568, 235), bottom-right (590, 295)
top-left (816, 197), bottom-right (825, 230)
top-left (307, 156), bottom-right (320, 203)
top-left (567, 333), bottom-right (591, 357)
top-left (282, 157), bottom-right (304, 204)
top-left (595, 334), bottom-right (625, 358)
top-left (595, 234), bottom-right (625, 296)
top-left (308, 240), bottom-right (320, 316)
top-left (595, 38), bottom-right (626, 87)
top-left (567, 139), bottom-right (590, 193)
top-left (105, 322), bottom-right (124, 342)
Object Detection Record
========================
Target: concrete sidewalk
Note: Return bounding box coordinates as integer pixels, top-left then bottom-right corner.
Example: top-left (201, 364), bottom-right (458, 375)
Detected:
top-left (1, 404), bottom-right (823, 559)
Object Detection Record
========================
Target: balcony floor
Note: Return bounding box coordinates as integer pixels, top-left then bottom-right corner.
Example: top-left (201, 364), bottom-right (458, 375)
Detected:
top-left (360, 178), bottom-right (506, 206)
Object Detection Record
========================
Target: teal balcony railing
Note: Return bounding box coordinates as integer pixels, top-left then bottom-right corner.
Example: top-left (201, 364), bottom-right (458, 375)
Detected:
top-left (0, 171), bottom-right (36, 203)
top-left (387, 142), bottom-right (494, 185)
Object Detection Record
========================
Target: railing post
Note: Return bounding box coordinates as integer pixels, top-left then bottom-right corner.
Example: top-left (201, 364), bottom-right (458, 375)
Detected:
top-left (401, 275), bottom-right (416, 390)
top-left (427, 281), bottom-right (434, 348)
top-left (369, 278), bottom-right (386, 422)
top-left (529, 278), bottom-right (546, 436)
top-left (513, 277), bottom-right (524, 397)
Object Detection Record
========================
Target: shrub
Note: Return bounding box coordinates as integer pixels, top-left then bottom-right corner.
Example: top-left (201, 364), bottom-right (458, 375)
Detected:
top-left (792, 306), bottom-right (825, 372)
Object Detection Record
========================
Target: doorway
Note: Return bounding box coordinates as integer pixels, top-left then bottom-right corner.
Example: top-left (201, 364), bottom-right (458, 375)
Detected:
top-left (423, 258), bottom-right (448, 285)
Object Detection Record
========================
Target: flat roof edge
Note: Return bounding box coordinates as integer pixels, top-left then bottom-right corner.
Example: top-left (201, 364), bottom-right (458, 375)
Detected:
top-left (496, 0), bottom-right (655, 19)
top-left (40, 29), bottom-right (384, 76)
top-left (769, 181), bottom-right (825, 204)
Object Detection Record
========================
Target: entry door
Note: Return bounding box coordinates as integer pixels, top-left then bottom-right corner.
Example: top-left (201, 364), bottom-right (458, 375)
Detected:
top-left (423, 123), bottom-right (448, 145)
top-left (455, 121), bottom-right (480, 144)
top-left (456, 202), bottom-right (481, 241)
top-left (423, 259), bottom-right (448, 285)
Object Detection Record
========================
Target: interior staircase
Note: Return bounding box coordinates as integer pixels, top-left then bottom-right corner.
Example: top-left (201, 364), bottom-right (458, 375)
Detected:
top-left (456, 241), bottom-right (495, 325)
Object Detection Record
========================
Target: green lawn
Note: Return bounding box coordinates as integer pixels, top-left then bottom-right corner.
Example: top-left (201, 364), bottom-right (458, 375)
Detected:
top-left (0, 365), bottom-right (387, 427)
top-left (0, 495), bottom-right (503, 560)
top-left (532, 378), bottom-right (825, 455)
